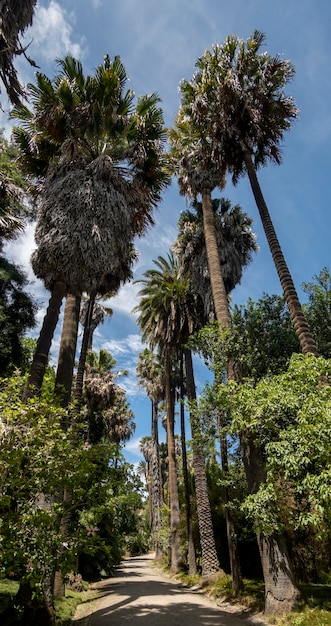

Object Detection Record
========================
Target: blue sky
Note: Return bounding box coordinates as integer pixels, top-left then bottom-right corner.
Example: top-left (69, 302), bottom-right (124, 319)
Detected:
top-left (2, 0), bottom-right (331, 465)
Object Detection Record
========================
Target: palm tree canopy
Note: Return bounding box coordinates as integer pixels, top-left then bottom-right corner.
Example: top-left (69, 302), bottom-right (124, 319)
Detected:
top-left (136, 348), bottom-right (165, 405)
top-left (174, 197), bottom-right (258, 318)
top-left (31, 156), bottom-right (134, 294)
top-left (133, 252), bottom-right (205, 354)
top-left (11, 54), bottom-right (170, 232)
top-left (0, 0), bottom-right (37, 105)
top-left (170, 30), bottom-right (298, 190)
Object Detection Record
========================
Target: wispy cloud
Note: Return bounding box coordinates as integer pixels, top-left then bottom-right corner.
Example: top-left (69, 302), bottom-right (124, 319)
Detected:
top-left (23, 0), bottom-right (87, 65)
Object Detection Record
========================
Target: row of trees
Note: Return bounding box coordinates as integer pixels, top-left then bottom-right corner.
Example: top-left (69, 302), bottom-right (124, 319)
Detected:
top-left (0, 7), bottom-right (329, 620)
top-left (133, 29), bottom-right (329, 618)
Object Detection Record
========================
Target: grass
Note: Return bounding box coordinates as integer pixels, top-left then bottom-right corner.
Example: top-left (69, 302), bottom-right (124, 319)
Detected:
top-left (54, 588), bottom-right (99, 625)
top-left (0, 580), bottom-right (19, 614)
top-left (0, 579), bottom-right (98, 625)
top-left (169, 569), bottom-right (331, 626)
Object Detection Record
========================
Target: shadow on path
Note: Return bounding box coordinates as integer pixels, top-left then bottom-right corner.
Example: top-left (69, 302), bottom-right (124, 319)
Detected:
top-left (73, 554), bottom-right (264, 626)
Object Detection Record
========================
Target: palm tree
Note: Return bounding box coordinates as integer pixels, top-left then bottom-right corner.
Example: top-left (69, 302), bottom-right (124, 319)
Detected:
top-left (0, 0), bottom-right (37, 105)
top-left (174, 198), bottom-right (257, 322)
top-left (171, 30), bottom-right (317, 358)
top-left (11, 54), bottom-right (169, 400)
top-left (84, 349), bottom-right (135, 445)
top-left (136, 349), bottom-right (164, 559)
top-left (171, 31), bottom-right (305, 612)
top-left (134, 253), bottom-right (221, 576)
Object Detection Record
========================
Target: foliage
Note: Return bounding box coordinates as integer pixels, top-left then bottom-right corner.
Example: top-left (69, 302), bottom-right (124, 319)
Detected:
top-left (53, 587), bottom-right (99, 626)
top-left (225, 294), bottom-right (300, 381)
top-left (0, 256), bottom-right (36, 375)
top-left (170, 30), bottom-right (298, 194)
top-left (303, 267), bottom-right (331, 358)
top-left (0, 131), bottom-right (34, 241)
top-left (174, 197), bottom-right (258, 319)
top-left (133, 252), bottom-right (205, 352)
top-left (0, 372), bottom-right (139, 600)
top-left (0, 0), bottom-right (37, 105)
top-left (217, 355), bottom-right (331, 539)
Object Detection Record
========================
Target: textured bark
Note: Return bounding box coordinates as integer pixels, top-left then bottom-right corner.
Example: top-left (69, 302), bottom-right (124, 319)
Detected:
top-left (201, 185), bottom-right (231, 327)
top-left (74, 290), bottom-right (96, 411)
top-left (55, 293), bottom-right (81, 408)
top-left (219, 428), bottom-right (242, 592)
top-left (179, 353), bottom-right (197, 575)
top-left (150, 400), bottom-right (164, 560)
top-left (24, 280), bottom-right (66, 400)
top-left (184, 347), bottom-right (221, 578)
top-left (165, 349), bottom-right (183, 573)
top-left (241, 431), bottom-right (301, 614)
top-left (243, 150), bottom-right (318, 357)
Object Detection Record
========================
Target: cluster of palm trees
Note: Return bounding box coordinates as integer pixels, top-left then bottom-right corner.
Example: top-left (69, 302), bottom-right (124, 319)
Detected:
top-left (1, 15), bottom-right (319, 617)
top-left (134, 30), bottom-right (318, 616)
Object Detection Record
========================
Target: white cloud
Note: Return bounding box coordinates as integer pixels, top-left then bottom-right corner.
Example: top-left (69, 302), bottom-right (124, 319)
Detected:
top-left (123, 437), bottom-right (144, 460)
top-left (101, 334), bottom-right (142, 359)
top-left (25, 0), bottom-right (87, 64)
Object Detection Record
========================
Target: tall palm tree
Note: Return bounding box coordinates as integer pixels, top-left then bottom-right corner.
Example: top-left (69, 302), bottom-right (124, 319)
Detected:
top-left (11, 54), bottom-right (169, 400)
top-left (170, 31), bottom-right (305, 612)
top-left (136, 349), bottom-right (164, 559)
top-left (171, 30), bottom-right (317, 358)
top-left (0, 0), bottom-right (37, 105)
top-left (134, 253), bottom-right (221, 576)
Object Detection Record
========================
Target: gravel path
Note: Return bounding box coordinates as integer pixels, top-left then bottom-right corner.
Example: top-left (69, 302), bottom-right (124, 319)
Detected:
top-left (72, 553), bottom-right (266, 626)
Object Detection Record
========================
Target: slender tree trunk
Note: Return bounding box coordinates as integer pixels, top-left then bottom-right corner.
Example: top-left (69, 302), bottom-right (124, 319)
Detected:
top-left (243, 149), bottom-right (318, 356)
top-left (55, 293), bottom-right (81, 408)
top-left (165, 349), bottom-right (183, 573)
top-left (53, 294), bottom-right (80, 597)
top-left (24, 280), bottom-right (66, 400)
top-left (218, 415), bottom-right (242, 593)
top-left (179, 351), bottom-right (197, 575)
top-left (74, 290), bottom-right (96, 411)
top-left (184, 347), bottom-right (221, 578)
top-left (150, 400), bottom-right (164, 560)
top-left (241, 431), bottom-right (301, 614)
top-left (201, 184), bottom-right (231, 327)
top-left (200, 185), bottom-right (240, 581)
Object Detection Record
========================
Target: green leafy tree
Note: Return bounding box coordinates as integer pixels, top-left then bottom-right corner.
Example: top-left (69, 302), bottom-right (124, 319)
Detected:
top-left (0, 255), bottom-right (36, 375)
top-left (0, 371), bottom-right (124, 624)
top-left (303, 267), bottom-right (331, 358)
top-left (225, 294), bottom-right (300, 382)
top-left (219, 354), bottom-right (331, 585)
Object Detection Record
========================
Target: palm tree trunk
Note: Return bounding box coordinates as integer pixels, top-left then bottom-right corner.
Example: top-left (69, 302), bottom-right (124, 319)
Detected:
top-left (243, 149), bottom-right (318, 356)
top-left (24, 280), bottom-right (67, 400)
top-left (201, 184), bottom-right (231, 327)
top-left (74, 290), bottom-right (96, 411)
top-left (55, 293), bottom-right (81, 408)
top-left (200, 185), bottom-right (241, 582)
top-left (179, 351), bottom-right (197, 575)
top-left (184, 347), bottom-right (221, 578)
top-left (241, 431), bottom-right (301, 614)
top-left (53, 293), bottom-right (80, 597)
top-left (218, 416), bottom-right (242, 593)
top-left (150, 400), bottom-right (164, 560)
top-left (165, 349), bottom-right (183, 573)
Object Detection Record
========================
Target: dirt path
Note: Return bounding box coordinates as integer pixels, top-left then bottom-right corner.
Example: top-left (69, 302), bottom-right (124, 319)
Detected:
top-left (72, 554), bottom-right (266, 626)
